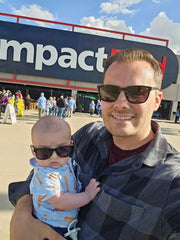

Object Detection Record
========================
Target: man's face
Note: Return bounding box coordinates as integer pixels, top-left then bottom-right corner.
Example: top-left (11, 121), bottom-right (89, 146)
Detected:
top-left (102, 61), bottom-right (162, 148)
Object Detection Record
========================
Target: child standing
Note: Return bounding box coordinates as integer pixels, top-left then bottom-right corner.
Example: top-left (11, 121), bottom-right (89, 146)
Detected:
top-left (30, 116), bottom-right (100, 239)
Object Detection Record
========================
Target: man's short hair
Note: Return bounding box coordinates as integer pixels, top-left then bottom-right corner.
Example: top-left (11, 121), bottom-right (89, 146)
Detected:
top-left (103, 48), bottom-right (163, 89)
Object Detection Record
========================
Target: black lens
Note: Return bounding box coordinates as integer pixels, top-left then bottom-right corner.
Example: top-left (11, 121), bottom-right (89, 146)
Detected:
top-left (56, 146), bottom-right (73, 158)
top-left (98, 85), bottom-right (120, 102)
top-left (35, 148), bottom-right (52, 160)
top-left (126, 86), bottom-right (150, 103)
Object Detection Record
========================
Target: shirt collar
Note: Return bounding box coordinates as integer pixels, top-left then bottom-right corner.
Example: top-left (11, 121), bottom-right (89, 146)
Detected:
top-left (141, 121), bottom-right (172, 167)
top-left (98, 120), bottom-right (174, 168)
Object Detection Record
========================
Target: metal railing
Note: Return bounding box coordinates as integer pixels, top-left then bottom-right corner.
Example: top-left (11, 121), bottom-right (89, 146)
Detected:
top-left (0, 12), bottom-right (169, 91)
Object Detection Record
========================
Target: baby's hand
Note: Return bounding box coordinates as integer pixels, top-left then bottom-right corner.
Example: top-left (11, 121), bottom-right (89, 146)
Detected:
top-left (85, 178), bottom-right (101, 200)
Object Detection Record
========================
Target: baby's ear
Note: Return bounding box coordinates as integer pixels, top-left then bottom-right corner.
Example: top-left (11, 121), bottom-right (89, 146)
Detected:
top-left (70, 139), bottom-right (73, 144)
top-left (30, 145), bottom-right (35, 156)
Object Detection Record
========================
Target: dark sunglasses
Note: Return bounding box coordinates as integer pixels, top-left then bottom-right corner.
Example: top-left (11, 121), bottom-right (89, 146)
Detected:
top-left (33, 145), bottom-right (73, 160)
top-left (97, 85), bottom-right (159, 104)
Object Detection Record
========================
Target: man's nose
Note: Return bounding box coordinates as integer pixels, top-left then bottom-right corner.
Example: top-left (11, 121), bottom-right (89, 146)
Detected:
top-left (114, 90), bottom-right (129, 108)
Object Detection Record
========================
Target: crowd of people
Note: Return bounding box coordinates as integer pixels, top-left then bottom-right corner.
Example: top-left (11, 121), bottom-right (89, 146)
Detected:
top-left (88, 100), bottom-right (102, 117)
top-left (37, 93), bottom-right (77, 119)
top-left (0, 89), bottom-right (25, 118)
top-left (0, 89), bottom-right (79, 120)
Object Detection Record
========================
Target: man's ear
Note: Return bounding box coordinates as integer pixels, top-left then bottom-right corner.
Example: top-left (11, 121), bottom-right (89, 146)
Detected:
top-left (154, 90), bottom-right (163, 112)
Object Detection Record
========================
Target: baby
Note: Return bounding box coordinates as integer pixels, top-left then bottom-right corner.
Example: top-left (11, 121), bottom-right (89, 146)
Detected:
top-left (30, 115), bottom-right (100, 239)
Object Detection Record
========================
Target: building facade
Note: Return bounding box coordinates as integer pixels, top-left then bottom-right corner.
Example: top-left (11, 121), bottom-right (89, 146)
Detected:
top-left (0, 13), bottom-right (179, 119)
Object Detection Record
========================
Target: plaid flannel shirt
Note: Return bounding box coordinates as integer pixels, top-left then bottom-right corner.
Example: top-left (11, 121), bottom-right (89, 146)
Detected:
top-left (9, 120), bottom-right (180, 240)
top-left (72, 120), bottom-right (180, 240)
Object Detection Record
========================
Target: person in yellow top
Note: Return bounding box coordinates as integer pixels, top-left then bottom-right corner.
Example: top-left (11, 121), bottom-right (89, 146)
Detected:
top-left (8, 95), bottom-right (15, 105)
top-left (16, 97), bottom-right (24, 116)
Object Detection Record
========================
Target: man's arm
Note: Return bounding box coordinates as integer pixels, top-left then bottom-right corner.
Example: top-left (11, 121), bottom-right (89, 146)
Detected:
top-left (9, 171), bottom-right (65, 240)
top-left (163, 176), bottom-right (180, 240)
top-left (10, 194), bottom-right (65, 240)
top-left (8, 170), bottom-right (33, 206)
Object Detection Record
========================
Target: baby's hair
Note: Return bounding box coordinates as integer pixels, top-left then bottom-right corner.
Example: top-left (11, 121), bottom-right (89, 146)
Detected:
top-left (31, 116), bottom-right (71, 141)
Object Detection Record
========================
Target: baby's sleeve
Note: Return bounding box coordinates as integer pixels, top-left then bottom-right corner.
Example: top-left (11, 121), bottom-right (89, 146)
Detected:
top-left (30, 169), bottom-right (62, 201)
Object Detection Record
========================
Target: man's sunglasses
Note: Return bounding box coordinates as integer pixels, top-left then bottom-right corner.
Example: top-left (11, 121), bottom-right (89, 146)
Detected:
top-left (97, 85), bottom-right (159, 104)
top-left (33, 145), bottom-right (73, 160)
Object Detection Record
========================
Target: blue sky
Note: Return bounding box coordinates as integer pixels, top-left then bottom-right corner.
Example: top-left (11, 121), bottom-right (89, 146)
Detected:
top-left (0, 0), bottom-right (179, 53)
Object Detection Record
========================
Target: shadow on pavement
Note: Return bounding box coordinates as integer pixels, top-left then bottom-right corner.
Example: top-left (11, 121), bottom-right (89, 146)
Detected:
top-left (155, 120), bottom-right (180, 136)
top-left (0, 193), bottom-right (14, 211)
top-left (160, 127), bottom-right (180, 136)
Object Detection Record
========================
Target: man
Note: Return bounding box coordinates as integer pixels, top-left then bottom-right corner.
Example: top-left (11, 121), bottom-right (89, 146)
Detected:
top-left (96, 99), bottom-right (102, 117)
top-left (37, 92), bottom-right (46, 119)
top-left (9, 49), bottom-right (180, 240)
top-left (67, 97), bottom-right (75, 118)
top-left (175, 108), bottom-right (180, 123)
top-left (56, 96), bottom-right (65, 118)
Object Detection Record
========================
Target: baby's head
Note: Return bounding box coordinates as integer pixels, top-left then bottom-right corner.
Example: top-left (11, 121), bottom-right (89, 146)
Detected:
top-left (31, 116), bottom-right (73, 168)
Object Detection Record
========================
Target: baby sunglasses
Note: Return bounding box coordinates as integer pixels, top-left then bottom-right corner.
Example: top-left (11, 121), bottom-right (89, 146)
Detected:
top-left (32, 145), bottom-right (73, 160)
top-left (97, 85), bottom-right (159, 104)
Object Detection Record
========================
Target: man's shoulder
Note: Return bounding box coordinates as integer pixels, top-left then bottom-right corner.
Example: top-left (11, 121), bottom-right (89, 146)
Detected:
top-left (152, 151), bottom-right (180, 185)
top-left (165, 152), bottom-right (180, 176)
top-left (72, 121), bottom-right (107, 141)
top-left (78, 121), bottom-right (105, 133)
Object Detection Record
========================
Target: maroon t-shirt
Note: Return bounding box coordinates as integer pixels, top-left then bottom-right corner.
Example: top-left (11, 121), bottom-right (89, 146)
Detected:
top-left (106, 139), bottom-right (152, 167)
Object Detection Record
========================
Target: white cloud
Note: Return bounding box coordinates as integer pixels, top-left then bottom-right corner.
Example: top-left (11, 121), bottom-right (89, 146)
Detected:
top-left (152, 0), bottom-right (160, 3)
top-left (80, 16), bottom-right (134, 38)
top-left (100, 0), bottom-right (143, 15)
top-left (80, 12), bottom-right (180, 54)
top-left (12, 4), bottom-right (56, 27)
top-left (140, 12), bottom-right (180, 54)
top-left (80, 16), bottom-right (105, 29)
top-left (80, 16), bottom-right (134, 33)
top-left (106, 19), bottom-right (134, 34)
